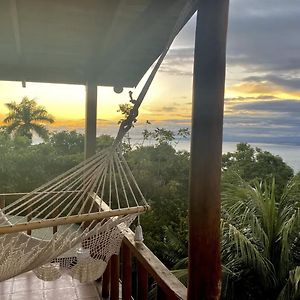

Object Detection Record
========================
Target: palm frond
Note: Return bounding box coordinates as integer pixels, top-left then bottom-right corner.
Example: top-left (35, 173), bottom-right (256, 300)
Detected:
top-left (3, 122), bottom-right (21, 134)
top-left (15, 125), bottom-right (32, 140)
top-left (30, 124), bottom-right (50, 141)
top-left (3, 112), bottom-right (22, 124)
top-left (4, 101), bottom-right (20, 113)
top-left (173, 257), bottom-right (188, 270)
top-left (222, 220), bottom-right (276, 287)
top-left (32, 109), bottom-right (54, 123)
top-left (277, 267), bottom-right (300, 300)
top-left (172, 262), bottom-right (237, 288)
top-left (278, 208), bottom-right (300, 280)
top-left (222, 181), bottom-right (271, 253)
top-left (280, 177), bottom-right (300, 211)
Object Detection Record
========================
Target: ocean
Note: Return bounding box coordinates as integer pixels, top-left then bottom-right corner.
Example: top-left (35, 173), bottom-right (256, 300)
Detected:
top-left (176, 140), bottom-right (300, 173)
top-left (111, 135), bottom-right (300, 173)
top-left (46, 125), bottom-right (300, 173)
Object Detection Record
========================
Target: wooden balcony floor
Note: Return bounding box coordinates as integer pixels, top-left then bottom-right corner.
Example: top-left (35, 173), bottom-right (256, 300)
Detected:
top-left (0, 271), bottom-right (101, 300)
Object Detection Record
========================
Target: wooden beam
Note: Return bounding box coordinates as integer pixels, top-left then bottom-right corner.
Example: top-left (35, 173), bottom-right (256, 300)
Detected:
top-left (85, 82), bottom-right (98, 159)
top-left (188, 1), bottom-right (229, 299)
top-left (0, 64), bottom-right (139, 87)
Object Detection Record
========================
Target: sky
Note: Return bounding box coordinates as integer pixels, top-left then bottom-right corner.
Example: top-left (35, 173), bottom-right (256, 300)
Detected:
top-left (0, 0), bottom-right (300, 145)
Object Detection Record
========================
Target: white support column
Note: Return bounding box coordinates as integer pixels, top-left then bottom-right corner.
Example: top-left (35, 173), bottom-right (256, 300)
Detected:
top-left (85, 82), bottom-right (98, 159)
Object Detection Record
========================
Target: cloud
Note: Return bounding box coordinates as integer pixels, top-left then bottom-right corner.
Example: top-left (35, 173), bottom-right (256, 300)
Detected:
top-left (160, 48), bottom-right (194, 76)
top-left (245, 75), bottom-right (300, 91)
top-left (162, 0), bottom-right (300, 79)
top-left (227, 0), bottom-right (300, 73)
top-left (228, 82), bottom-right (280, 95)
top-left (161, 106), bottom-right (177, 112)
top-left (223, 97), bottom-right (300, 145)
top-left (233, 99), bottom-right (300, 115)
top-left (225, 95), bottom-right (277, 103)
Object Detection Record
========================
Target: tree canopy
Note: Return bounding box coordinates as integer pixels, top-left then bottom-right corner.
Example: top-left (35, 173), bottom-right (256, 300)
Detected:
top-left (222, 143), bottom-right (294, 196)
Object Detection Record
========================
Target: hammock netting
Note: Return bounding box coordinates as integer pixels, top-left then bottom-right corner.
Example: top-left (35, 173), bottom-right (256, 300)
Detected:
top-left (0, 145), bottom-right (148, 282)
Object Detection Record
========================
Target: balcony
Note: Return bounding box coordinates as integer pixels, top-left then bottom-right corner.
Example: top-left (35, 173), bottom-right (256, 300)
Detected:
top-left (0, 193), bottom-right (187, 300)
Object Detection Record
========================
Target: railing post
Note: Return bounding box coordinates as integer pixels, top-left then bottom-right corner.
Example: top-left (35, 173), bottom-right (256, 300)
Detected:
top-left (111, 254), bottom-right (120, 300)
top-left (138, 260), bottom-right (148, 299)
top-left (157, 285), bottom-right (165, 299)
top-left (102, 260), bottom-right (111, 298)
top-left (122, 243), bottom-right (132, 300)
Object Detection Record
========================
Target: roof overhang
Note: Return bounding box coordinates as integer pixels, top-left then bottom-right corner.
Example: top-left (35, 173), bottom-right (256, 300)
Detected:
top-left (0, 0), bottom-right (194, 88)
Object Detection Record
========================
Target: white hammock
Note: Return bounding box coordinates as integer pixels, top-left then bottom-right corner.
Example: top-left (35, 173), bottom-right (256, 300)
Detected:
top-left (0, 146), bottom-right (148, 282)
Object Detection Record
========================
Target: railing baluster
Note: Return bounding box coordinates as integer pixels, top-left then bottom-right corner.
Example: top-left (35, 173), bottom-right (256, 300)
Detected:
top-left (157, 285), bottom-right (166, 299)
top-left (111, 254), bottom-right (120, 300)
top-left (102, 260), bottom-right (111, 298)
top-left (138, 260), bottom-right (148, 300)
top-left (122, 243), bottom-right (132, 300)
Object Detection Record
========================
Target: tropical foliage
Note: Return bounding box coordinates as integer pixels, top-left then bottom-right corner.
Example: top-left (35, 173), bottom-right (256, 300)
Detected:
top-left (3, 97), bottom-right (54, 141)
top-left (221, 173), bottom-right (300, 299)
top-left (0, 131), bottom-right (113, 193)
top-left (158, 174), bottom-right (300, 300)
top-left (222, 143), bottom-right (294, 196)
top-left (126, 143), bottom-right (189, 266)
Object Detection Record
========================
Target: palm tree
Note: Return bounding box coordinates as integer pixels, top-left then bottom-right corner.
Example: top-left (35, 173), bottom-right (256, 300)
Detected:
top-left (170, 173), bottom-right (300, 299)
top-left (221, 173), bottom-right (300, 299)
top-left (3, 97), bottom-right (54, 142)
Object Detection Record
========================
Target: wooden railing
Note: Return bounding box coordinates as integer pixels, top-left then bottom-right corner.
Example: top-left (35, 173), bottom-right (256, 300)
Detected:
top-left (0, 192), bottom-right (187, 299)
top-left (99, 228), bottom-right (187, 300)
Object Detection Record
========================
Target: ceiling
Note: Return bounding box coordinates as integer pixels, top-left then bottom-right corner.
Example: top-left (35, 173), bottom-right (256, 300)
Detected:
top-left (0, 0), bottom-right (194, 88)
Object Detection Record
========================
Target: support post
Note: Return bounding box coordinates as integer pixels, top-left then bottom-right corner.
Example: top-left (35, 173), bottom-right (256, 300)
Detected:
top-left (85, 82), bottom-right (98, 159)
top-left (188, 1), bottom-right (229, 299)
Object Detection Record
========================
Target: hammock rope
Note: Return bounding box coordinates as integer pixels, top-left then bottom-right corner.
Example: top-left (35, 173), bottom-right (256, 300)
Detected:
top-left (0, 146), bottom-right (147, 281)
top-left (0, 0), bottom-right (197, 282)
